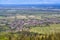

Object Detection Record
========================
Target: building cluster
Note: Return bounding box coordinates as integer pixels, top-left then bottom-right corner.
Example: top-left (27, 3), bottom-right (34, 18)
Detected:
top-left (9, 17), bottom-right (60, 31)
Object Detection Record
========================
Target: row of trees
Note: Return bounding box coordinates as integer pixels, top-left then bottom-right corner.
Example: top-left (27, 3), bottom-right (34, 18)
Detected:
top-left (0, 31), bottom-right (60, 40)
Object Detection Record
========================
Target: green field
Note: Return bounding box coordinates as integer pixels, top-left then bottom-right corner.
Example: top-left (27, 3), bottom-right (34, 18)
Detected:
top-left (29, 24), bottom-right (60, 34)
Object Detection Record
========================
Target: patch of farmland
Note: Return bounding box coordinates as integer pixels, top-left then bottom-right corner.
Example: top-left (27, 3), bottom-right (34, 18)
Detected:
top-left (29, 24), bottom-right (60, 34)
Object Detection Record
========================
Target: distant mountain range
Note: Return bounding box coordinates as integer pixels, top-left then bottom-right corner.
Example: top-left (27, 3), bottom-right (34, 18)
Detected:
top-left (0, 4), bottom-right (60, 9)
top-left (0, 4), bottom-right (60, 16)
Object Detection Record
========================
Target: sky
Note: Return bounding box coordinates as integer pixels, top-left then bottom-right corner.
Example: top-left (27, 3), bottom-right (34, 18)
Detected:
top-left (0, 0), bottom-right (60, 4)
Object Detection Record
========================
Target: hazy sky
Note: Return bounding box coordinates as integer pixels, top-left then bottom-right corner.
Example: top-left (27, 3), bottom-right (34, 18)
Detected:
top-left (0, 0), bottom-right (60, 4)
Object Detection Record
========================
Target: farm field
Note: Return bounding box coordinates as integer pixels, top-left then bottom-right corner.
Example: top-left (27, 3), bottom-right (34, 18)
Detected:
top-left (30, 24), bottom-right (60, 34)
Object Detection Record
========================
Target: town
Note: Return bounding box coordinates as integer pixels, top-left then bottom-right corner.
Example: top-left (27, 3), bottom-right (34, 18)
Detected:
top-left (0, 14), bottom-right (60, 32)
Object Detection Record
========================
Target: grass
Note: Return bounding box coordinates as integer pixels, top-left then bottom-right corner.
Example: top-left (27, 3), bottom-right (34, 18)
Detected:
top-left (29, 24), bottom-right (60, 34)
top-left (0, 16), bottom-right (6, 18)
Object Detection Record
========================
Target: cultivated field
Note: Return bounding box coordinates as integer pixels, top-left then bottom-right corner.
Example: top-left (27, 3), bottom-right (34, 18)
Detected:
top-left (30, 24), bottom-right (60, 34)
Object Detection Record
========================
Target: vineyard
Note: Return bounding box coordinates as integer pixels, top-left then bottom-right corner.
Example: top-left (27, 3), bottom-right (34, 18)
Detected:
top-left (0, 24), bottom-right (60, 40)
top-left (0, 31), bottom-right (60, 40)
